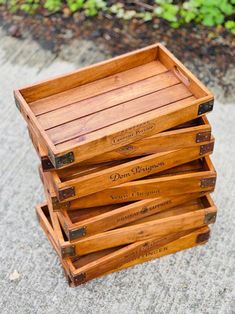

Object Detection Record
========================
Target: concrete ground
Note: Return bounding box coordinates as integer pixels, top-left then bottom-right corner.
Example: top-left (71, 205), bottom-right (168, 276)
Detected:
top-left (0, 27), bottom-right (234, 314)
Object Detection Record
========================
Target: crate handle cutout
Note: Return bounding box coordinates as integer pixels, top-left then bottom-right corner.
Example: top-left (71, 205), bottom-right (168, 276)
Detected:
top-left (173, 66), bottom-right (190, 87)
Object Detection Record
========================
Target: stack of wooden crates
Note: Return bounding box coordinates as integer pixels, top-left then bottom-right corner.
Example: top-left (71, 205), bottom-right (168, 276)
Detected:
top-left (15, 43), bottom-right (217, 287)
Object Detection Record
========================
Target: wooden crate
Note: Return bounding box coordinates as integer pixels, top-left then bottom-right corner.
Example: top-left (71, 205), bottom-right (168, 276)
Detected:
top-left (28, 116), bottom-right (211, 171)
top-left (66, 227), bottom-right (210, 287)
top-left (39, 156), bottom-right (216, 211)
top-left (15, 43), bottom-right (214, 169)
top-left (36, 203), bottom-right (210, 286)
top-left (57, 192), bottom-right (213, 241)
top-left (36, 194), bottom-right (216, 258)
top-left (42, 139), bottom-right (214, 202)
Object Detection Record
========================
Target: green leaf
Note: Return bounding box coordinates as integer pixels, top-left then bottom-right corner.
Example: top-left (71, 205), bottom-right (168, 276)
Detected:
top-left (220, 2), bottom-right (233, 15)
top-left (225, 20), bottom-right (235, 29)
top-left (202, 15), bottom-right (214, 26)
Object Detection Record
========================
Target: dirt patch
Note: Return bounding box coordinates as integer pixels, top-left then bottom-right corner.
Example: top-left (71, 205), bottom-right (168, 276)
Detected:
top-left (0, 7), bottom-right (234, 103)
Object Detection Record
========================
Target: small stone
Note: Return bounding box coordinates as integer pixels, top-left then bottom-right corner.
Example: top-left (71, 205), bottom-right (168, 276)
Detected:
top-left (63, 7), bottom-right (71, 18)
top-left (9, 270), bottom-right (20, 281)
top-left (61, 29), bottom-right (73, 39)
top-left (8, 25), bottom-right (22, 38)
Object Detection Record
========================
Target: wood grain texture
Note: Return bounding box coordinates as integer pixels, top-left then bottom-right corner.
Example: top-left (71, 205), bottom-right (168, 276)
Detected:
top-left (15, 44), bottom-right (213, 168)
top-left (50, 140), bottom-right (214, 201)
top-left (36, 194), bottom-right (216, 257)
top-left (36, 203), bottom-right (210, 286)
top-left (28, 116), bottom-right (211, 171)
top-left (57, 192), bottom-right (211, 240)
top-left (68, 226), bottom-right (210, 286)
top-left (39, 156), bottom-right (216, 211)
top-left (62, 196), bottom-right (216, 256)
top-left (36, 63), bottom-right (170, 125)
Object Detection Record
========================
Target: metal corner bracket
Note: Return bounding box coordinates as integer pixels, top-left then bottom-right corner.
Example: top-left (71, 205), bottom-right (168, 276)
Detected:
top-left (48, 151), bottom-right (75, 169)
top-left (196, 131), bottom-right (211, 143)
top-left (199, 142), bottom-right (214, 155)
top-left (198, 99), bottom-right (214, 115)
top-left (58, 186), bottom-right (75, 201)
top-left (51, 196), bottom-right (70, 211)
top-left (74, 272), bottom-right (86, 285)
top-left (61, 245), bottom-right (76, 258)
top-left (204, 211), bottom-right (217, 224)
top-left (69, 227), bottom-right (87, 240)
top-left (200, 177), bottom-right (216, 188)
top-left (41, 156), bottom-right (54, 171)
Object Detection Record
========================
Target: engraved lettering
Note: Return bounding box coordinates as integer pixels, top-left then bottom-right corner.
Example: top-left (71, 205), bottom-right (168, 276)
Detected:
top-left (109, 162), bottom-right (165, 182)
top-left (116, 144), bottom-right (136, 155)
top-left (110, 172), bottom-right (131, 182)
top-left (123, 239), bottom-right (169, 263)
top-left (110, 189), bottom-right (161, 201)
top-left (111, 122), bottom-right (156, 145)
top-left (117, 200), bottom-right (171, 223)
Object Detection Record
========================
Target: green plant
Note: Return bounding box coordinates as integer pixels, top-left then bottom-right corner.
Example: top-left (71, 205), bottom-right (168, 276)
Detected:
top-left (20, 0), bottom-right (40, 13)
top-left (154, 0), bottom-right (179, 23)
top-left (67, 0), bottom-right (84, 12)
top-left (0, 0), bottom-right (18, 12)
top-left (180, 0), bottom-right (234, 27)
top-left (83, 0), bottom-right (106, 17)
top-left (225, 20), bottom-right (235, 34)
top-left (152, 0), bottom-right (235, 28)
top-left (0, 0), bottom-right (234, 34)
top-left (44, 0), bottom-right (62, 12)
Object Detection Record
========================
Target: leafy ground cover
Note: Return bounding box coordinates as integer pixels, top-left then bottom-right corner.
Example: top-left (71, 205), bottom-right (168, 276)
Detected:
top-left (1, 1), bottom-right (235, 33)
top-left (0, 1), bottom-right (234, 101)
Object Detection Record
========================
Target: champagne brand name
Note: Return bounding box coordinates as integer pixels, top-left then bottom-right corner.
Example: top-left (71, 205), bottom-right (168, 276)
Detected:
top-left (123, 240), bottom-right (169, 263)
top-left (111, 122), bottom-right (156, 145)
top-left (110, 189), bottom-right (161, 201)
top-left (117, 200), bottom-right (171, 223)
top-left (110, 162), bottom-right (165, 182)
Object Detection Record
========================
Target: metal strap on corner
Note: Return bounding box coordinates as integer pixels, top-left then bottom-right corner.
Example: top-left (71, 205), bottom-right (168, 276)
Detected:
top-left (198, 99), bottom-right (214, 115)
top-left (200, 177), bottom-right (216, 188)
top-left (200, 142), bottom-right (214, 155)
top-left (204, 211), bottom-right (217, 224)
top-left (196, 131), bottom-right (211, 143)
top-left (69, 227), bottom-right (87, 240)
top-left (74, 272), bottom-right (86, 285)
top-left (61, 245), bottom-right (75, 258)
top-left (58, 187), bottom-right (75, 201)
top-left (41, 156), bottom-right (54, 171)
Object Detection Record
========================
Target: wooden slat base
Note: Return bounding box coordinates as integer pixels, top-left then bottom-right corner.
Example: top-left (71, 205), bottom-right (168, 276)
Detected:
top-left (15, 43), bottom-right (214, 168)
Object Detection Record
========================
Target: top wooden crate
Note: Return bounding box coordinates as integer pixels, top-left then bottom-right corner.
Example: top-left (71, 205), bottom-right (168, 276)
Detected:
top-left (14, 43), bottom-right (214, 169)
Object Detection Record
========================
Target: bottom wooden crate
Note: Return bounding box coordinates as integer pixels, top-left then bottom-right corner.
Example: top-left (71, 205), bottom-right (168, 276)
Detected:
top-left (36, 203), bottom-right (211, 287)
top-left (67, 227), bottom-right (210, 287)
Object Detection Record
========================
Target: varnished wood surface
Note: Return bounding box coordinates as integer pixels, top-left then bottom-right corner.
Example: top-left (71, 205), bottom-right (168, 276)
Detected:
top-left (28, 116), bottom-right (211, 170)
top-left (49, 140), bottom-right (214, 201)
top-left (57, 192), bottom-right (211, 240)
top-left (39, 156), bottom-right (216, 211)
top-left (36, 202), bottom-right (210, 286)
top-left (15, 44), bottom-right (213, 168)
top-left (36, 194), bottom-right (216, 257)
top-left (68, 226), bottom-right (210, 287)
